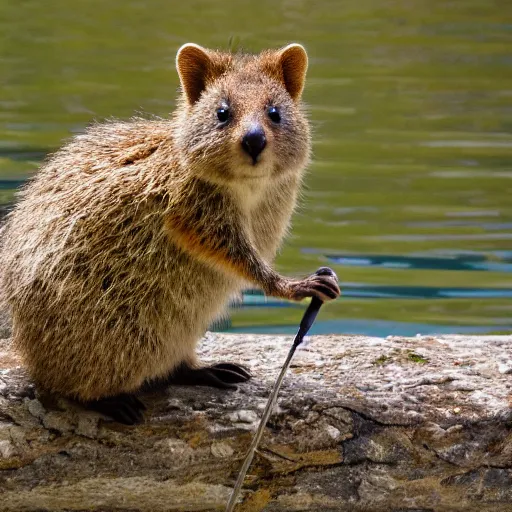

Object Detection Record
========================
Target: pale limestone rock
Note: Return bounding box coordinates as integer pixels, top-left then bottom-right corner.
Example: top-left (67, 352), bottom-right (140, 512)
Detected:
top-left (0, 334), bottom-right (510, 511)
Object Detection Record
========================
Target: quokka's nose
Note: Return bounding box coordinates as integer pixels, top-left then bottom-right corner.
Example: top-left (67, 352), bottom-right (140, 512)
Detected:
top-left (242, 126), bottom-right (266, 162)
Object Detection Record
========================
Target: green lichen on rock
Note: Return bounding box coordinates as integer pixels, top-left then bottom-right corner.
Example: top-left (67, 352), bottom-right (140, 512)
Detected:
top-left (406, 350), bottom-right (429, 364)
top-left (373, 349), bottom-right (429, 366)
top-left (372, 354), bottom-right (392, 366)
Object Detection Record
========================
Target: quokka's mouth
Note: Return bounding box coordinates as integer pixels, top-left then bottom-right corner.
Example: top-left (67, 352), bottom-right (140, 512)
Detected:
top-left (239, 172), bottom-right (267, 180)
top-left (241, 153), bottom-right (263, 167)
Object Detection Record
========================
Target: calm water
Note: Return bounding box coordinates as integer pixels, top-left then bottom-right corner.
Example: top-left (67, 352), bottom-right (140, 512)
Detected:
top-left (1, 0), bottom-right (511, 336)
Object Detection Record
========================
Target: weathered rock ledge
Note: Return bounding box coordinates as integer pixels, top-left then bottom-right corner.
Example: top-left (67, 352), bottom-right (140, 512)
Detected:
top-left (0, 333), bottom-right (511, 512)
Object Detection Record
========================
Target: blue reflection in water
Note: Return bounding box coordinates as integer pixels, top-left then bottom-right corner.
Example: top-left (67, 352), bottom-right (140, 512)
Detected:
top-left (0, 180), bottom-right (25, 190)
top-left (325, 252), bottom-right (512, 273)
top-left (229, 319), bottom-right (512, 337)
top-left (339, 284), bottom-right (512, 299)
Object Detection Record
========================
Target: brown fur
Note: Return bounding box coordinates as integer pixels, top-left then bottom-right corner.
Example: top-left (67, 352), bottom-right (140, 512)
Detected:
top-left (0, 43), bottom-right (339, 401)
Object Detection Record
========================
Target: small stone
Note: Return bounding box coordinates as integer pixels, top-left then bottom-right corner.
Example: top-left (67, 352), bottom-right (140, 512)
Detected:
top-left (326, 425), bottom-right (341, 440)
top-left (42, 412), bottom-right (74, 433)
top-left (498, 363), bottom-right (512, 375)
top-left (211, 441), bottom-right (234, 458)
top-left (227, 409), bottom-right (258, 423)
top-left (26, 399), bottom-right (46, 420)
top-left (227, 412), bottom-right (238, 422)
top-left (237, 410), bottom-right (258, 423)
top-left (0, 440), bottom-right (16, 458)
top-left (165, 398), bottom-right (183, 409)
top-left (453, 407), bottom-right (461, 414)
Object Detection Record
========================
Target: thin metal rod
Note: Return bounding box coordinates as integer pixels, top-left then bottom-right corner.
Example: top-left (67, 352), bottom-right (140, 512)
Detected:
top-left (225, 297), bottom-right (323, 512)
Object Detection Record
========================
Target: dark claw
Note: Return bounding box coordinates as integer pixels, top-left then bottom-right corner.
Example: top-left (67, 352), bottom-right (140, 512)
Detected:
top-left (84, 393), bottom-right (146, 425)
top-left (172, 366), bottom-right (237, 389)
top-left (312, 283), bottom-right (339, 300)
top-left (155, 361), bottom-right (252, 390)
top-left (315, 266), bottom-right (337, 279)
top-left (210, 362), bottom-right (252, 382)
top-left (194, 369), bottom-right (238, 389)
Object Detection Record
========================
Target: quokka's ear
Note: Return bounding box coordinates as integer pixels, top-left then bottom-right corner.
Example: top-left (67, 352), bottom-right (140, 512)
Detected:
top-left (176, 44), bottom-right (212, 104)
top-left (276, 43), bottom-right (308, 101)
top-left (176, 43), bottom-right (230, 104)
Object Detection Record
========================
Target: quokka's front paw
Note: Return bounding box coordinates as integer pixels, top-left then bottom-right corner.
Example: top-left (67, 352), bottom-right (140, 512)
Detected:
top-left (286, 267), bottom-right (340, 302)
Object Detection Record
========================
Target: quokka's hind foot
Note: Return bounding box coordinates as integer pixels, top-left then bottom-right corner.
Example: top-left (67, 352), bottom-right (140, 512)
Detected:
top-left (145, 362), bottom-right (252, 391)
top-left (83, 393), bottom-right (146, 425)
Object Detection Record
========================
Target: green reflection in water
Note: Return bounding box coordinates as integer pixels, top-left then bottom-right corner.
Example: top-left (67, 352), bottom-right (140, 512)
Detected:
top-left (0, 0), bottom-right (511, 334)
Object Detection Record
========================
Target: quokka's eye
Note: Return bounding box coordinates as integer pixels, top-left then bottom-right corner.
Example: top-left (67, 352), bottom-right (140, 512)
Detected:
top-left (268, 106), bottom-right (281, 124)
top-left (216, 107), bottom-right (230, 124)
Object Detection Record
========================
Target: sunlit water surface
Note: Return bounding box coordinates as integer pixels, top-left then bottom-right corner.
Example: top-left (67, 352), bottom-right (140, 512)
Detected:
top-left (1, 0), bottom-right (511, 335)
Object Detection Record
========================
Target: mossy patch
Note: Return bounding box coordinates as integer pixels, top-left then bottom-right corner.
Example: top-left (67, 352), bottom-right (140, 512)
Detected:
top-left (407, 351), bottom-right (429, 364)
top-left (373, 350), bottom-right (429, 366)
top-left (373, 354), bottom-right (392, 366)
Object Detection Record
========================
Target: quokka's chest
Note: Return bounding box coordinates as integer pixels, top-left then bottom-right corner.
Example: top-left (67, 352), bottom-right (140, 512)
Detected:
top-left (245, 182), bottom-right (300, 260)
